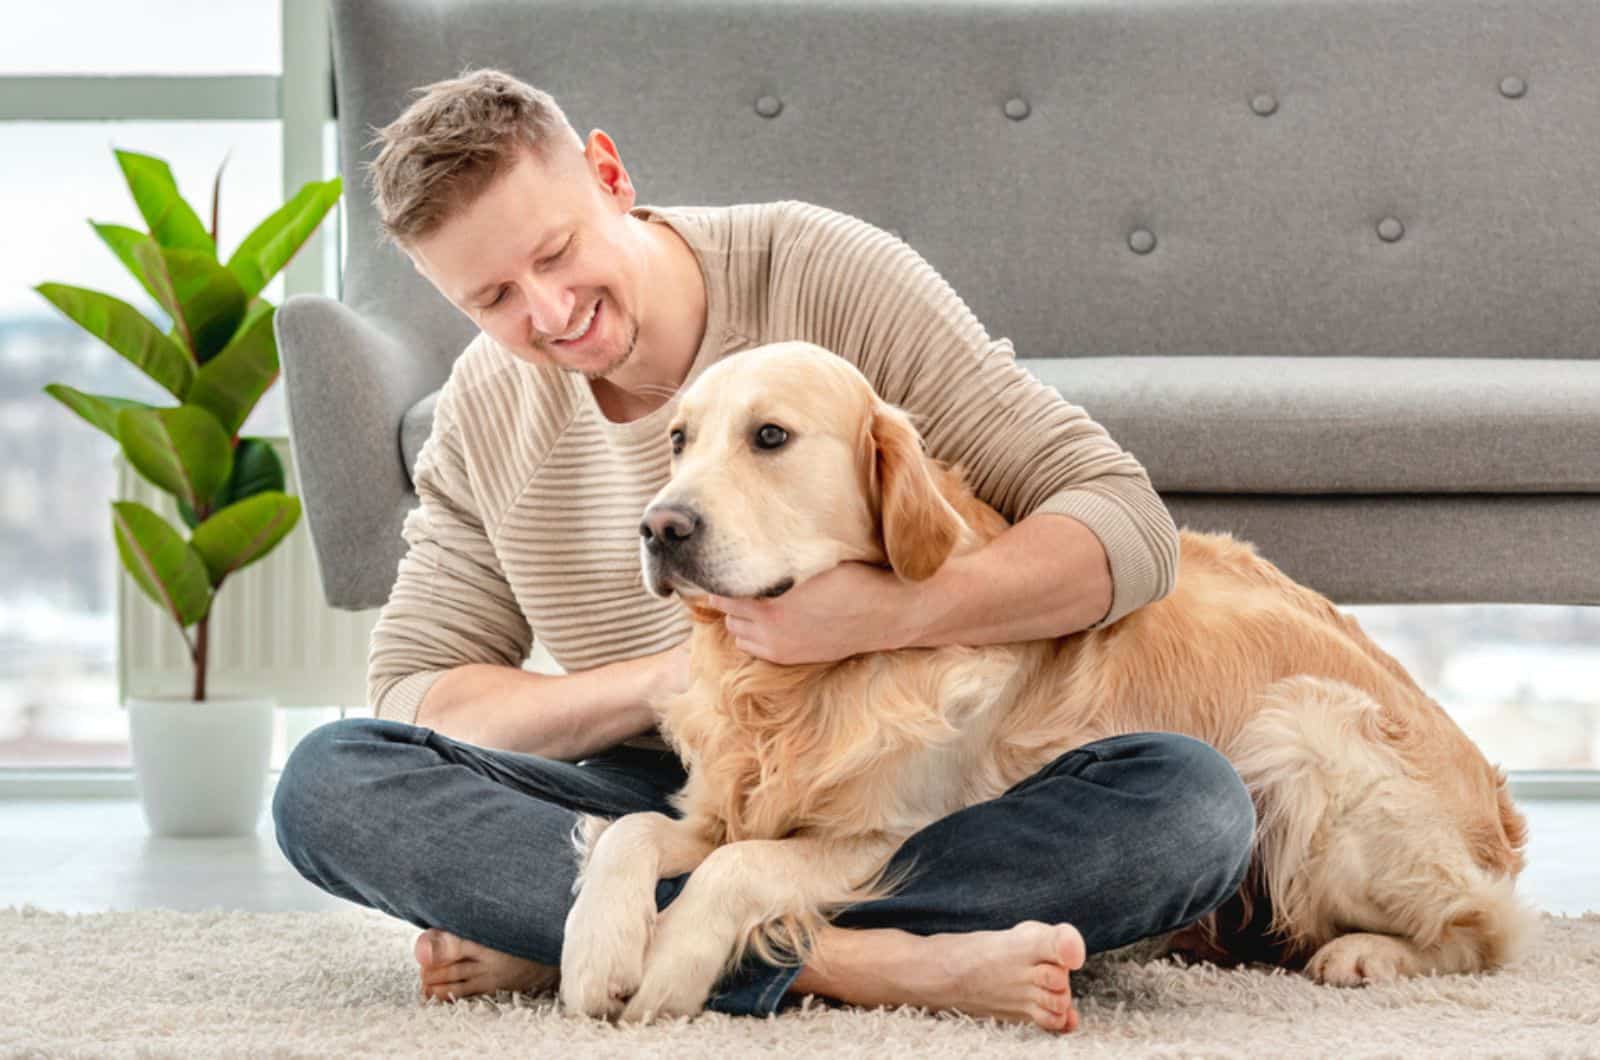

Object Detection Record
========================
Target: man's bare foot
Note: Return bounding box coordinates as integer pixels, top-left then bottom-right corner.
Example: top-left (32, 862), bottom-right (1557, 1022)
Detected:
top-left (792, 921), bottom-right (1086, 1033)
top-left (414, 928), bottom-right (559, 1003)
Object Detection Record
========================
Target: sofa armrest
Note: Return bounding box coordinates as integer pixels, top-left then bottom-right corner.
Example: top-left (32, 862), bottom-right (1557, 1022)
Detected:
top-left (276, 293), bottom-right (447, 610)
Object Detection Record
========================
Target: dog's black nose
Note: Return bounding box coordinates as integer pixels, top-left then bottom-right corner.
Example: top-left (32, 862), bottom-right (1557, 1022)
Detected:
top-left (641, 505), bottom-right (700, 553)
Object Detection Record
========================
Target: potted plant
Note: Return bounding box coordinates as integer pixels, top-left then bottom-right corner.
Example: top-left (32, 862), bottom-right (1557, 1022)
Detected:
top-left (34, 148), bottom-right (341, 837)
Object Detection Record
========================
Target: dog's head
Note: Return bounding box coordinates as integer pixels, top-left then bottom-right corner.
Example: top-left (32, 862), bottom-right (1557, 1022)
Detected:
top-left (639, 341), bottom-right (969, 600)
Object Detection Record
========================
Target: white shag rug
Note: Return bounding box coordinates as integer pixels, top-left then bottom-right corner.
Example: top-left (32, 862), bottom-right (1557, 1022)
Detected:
top-left (6, 904), bottom-right (1598, 1058)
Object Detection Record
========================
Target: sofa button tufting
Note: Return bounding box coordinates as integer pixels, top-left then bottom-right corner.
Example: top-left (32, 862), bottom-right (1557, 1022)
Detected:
top-left (1129, 228), bottom-right (1157, 254)
top-left (1377, 217), bottom-right (1405, 242)
top-left (1004, 97), bottom-right (1031, 120)
top-left (755, 94), bottom-right (783, 118)
top-left (1499, 76), bottom-right (1528, 99)
top-left (1250, 93), bottom-right (1278, 116)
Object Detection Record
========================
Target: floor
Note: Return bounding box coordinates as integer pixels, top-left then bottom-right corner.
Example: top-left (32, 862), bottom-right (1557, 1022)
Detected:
top-left (2, 786), bottom-right (1596, 920)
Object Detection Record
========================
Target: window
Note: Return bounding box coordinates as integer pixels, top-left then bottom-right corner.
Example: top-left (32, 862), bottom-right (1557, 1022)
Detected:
top-left (1, 2), bottom-right (281, 75)
top-left (0, 0), bottom-right (341, 774)
top-left (1346, 605), bottom-right (1600, 772)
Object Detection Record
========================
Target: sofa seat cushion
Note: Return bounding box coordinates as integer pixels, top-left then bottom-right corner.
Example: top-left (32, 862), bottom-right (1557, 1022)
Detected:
top-left (399, 356), bottom-right (1600, 495)
top-left (1027, 357), bottom-right (1600, 494)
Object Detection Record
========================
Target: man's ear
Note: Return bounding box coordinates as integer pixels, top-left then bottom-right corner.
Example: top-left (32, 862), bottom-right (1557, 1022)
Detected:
top-left (870, 402), bottom-right (965, 582)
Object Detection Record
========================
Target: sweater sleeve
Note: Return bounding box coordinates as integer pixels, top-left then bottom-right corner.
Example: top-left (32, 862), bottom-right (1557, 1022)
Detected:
top-left (365, 380), bottom-right (534, 723)
top-left (766, 202), bottom-right (1179, 629)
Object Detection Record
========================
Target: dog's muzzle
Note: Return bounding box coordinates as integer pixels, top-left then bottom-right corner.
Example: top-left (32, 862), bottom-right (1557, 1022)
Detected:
top-left (640, 504), bottom-right (700, 559)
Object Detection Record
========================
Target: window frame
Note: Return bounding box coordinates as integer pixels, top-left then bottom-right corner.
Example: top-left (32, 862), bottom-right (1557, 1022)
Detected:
top-left (0, 0), bottom-right (333, 301)
top-left (0, 0), bottom-right (340, 793)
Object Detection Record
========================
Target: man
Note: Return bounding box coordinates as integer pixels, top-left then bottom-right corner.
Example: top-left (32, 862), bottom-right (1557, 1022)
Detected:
top-left (272, 69), bottom-right (1255, 1033)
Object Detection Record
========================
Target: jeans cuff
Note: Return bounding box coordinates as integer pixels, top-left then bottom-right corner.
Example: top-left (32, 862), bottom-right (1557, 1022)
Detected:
top-left (705, 950), bottom-right (806, 1017)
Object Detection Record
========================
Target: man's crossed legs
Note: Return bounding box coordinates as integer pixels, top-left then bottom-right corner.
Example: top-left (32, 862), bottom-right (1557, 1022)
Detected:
top-left (272, 718), bottom-right (1254, 1032)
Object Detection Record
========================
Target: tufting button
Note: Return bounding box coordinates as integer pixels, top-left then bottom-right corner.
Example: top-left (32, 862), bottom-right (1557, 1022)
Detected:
top-left (1250, 93), bottom-right (1278, 116)
top-left (1004, 97), bottom-right (1031, 120)
top-left (755, 94), bottom-right (783, 118)
top-left (1499, 76), bottom-right (1527, 99)
top-left (1129, 228), bottom-right (1157, 254)
top-left (1377, 217), bottom-right (1405, 242)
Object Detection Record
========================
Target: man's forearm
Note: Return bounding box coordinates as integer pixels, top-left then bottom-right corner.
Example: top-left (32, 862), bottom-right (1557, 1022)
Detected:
top-left (415, 657), bottom-right (662, 760)
top-left (902, 512), bottom-right (1114, 649)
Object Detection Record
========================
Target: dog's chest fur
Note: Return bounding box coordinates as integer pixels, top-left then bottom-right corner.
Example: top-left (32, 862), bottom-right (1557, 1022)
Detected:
top-left (659, 627), bottom-right (1040, 844)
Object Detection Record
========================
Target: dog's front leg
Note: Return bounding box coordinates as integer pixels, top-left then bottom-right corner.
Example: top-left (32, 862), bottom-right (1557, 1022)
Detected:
top-left (559, 811), bottom-right (717, 1019)
top-left (621, 833), bottom-right (901, 1022)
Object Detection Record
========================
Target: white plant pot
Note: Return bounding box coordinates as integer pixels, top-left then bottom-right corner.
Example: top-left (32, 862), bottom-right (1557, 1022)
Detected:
top-left (126, 694), bottom-right (276, 837)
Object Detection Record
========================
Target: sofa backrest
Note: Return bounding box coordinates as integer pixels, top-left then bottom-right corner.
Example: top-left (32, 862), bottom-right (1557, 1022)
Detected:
top-left (332, 0), bottom-right (1600, 377)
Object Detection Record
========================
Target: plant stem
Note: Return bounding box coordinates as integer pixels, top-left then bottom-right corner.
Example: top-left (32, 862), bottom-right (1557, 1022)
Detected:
top-left (193, 612), bottom-right (209, 702)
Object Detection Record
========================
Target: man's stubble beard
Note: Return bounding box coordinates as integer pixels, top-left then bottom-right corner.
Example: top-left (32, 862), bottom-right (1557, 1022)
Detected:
top-left (578, 313), bottom-right (640, 382)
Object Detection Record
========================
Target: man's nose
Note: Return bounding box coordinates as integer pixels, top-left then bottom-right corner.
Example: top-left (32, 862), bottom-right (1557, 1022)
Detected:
top-left (520, 277), bottom-right (574, 338)
top-left (640, 504), bottom-right (700, 554)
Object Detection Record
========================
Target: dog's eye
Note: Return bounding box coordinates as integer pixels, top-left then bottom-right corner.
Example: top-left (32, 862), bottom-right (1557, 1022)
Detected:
top-left (669, 428), bottom-right (685, 455)
top-left (754, 424), bottom-right (788, 450)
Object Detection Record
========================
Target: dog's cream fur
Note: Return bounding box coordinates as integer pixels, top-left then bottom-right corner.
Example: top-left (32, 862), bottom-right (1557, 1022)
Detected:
top-left (559, 341), bottom-right (1537, 1022)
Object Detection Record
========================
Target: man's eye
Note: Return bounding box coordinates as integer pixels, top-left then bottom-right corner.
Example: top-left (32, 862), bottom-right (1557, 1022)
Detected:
top-left (754, 424), bottom-right (788, 450)
top-left (542, 236), bottom-right (574, 266)
top-left (669, 428), bottom-right (685, 454)
top-left (486, 286), bottom-right (509, 308)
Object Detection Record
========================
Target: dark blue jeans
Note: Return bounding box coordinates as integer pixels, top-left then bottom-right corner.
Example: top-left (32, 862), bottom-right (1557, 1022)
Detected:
top-left (272, 718), bottom-right (1254, 1017)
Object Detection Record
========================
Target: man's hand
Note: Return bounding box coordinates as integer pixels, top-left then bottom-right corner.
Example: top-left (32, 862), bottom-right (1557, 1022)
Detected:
top-left (706, 562), bottom-right (915, 665)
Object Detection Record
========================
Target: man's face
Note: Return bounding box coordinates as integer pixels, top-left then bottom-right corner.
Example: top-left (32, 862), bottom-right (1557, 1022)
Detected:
top-left (406, 135), bottom-right (642, 381)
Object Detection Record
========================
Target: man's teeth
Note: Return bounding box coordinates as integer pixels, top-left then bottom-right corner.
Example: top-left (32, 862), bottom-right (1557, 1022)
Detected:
top-left (556, 300), bottom-right (598, 343)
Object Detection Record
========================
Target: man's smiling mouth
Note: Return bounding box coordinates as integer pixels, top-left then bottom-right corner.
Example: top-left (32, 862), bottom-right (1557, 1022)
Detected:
top-left (553, 298), bottom-right (600, 345)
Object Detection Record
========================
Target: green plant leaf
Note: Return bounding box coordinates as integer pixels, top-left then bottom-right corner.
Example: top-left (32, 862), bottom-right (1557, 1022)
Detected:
top-left (115, 404), bottom-right (234, 511)
top-left (33, 283), bottom-right (194, 399)
top-left (115, 149), bottom-right (215, 255)
top-left (42, 384), bottom-right (161, 441)
top-left (91, 222), bottom-right (165, 308)
top-left (221, 438), bottom-right (286, 504)
top-left (190, 492), bottom-right (301, 585)
top-left (177, 437), bottom-right (284, 528)
top-left (132, 241), bottom-right (248, 364)
top-left (226, 176), bottom-right (342, 298)
top-left (187, 303), bottom-right (277, 435)
top-left (127, 237), bottom-right (190, 348)
top-left (111, 500), bottom-right (212, 628)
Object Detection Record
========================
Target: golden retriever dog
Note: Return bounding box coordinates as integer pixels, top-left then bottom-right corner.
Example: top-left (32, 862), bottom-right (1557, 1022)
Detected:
top-left (559, 340), bottom-right (1537, 1023)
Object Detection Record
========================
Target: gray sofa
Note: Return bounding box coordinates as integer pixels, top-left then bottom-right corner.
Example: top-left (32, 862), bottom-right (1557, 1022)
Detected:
top-left (278, 0), bottom-right (1600, 615)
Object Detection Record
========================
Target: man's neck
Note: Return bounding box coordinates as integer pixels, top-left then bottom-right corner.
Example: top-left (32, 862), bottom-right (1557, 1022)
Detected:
top-left (588, 216), bottom-right (707, 422)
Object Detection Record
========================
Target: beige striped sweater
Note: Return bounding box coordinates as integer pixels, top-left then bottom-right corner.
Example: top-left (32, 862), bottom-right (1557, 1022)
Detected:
top-left (367, 200), bottom-right (1180, 751)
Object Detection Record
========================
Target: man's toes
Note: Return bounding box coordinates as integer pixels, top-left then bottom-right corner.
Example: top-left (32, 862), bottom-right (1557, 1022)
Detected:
top-left (421, 964), bottom-right (469, 990)
top-left (422, 977), bottom-right (469, 1002)
top-left (416, 928), bottom-right (466, 966)
top-left (1032, 986), bottom-right (1071, 1015)
top-left (1033, 964), bottom-right (1071, 993)
top-left (1055, 924), bottom-right (1086, 970)
top-left (1028, 1001), bottom-right (1076, 1033)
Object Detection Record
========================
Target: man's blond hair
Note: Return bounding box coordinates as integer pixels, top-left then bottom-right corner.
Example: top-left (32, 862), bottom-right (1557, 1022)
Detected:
top-left (367, 68), bottom-right (583, 247)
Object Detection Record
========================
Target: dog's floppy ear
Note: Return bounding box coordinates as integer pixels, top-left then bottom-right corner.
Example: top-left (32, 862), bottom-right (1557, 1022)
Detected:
top-left (869, 402), bottom-right (965, 581)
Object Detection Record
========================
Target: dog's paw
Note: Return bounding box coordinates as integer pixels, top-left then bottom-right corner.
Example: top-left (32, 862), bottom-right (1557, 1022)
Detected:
top-left (1305, 932), bottom-right (1416, 986)
top-left (558, 887), bottom-right (655, 1019)
top-left (617, 959), bottom-right (715, 1024)
top-left (618, 905), bottom-right (730, 1023)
